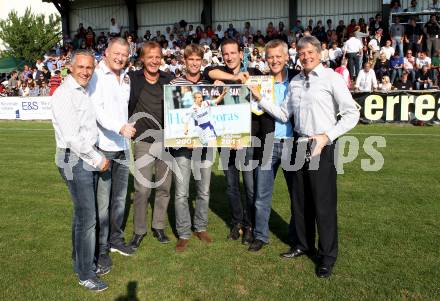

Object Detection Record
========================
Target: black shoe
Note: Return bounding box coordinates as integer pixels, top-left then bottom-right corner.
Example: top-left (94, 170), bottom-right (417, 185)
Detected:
top-left (316, 263), bottom-right (333, 278)
top-left (152, 228), bottom-right (170, 244)
top-left (242, 227), bottom-right (254, 245)
top-left (248, 239), bottom-right (266, 252)
top-left (129, 233), bottom-right (145, 251)
top-left (227, 224), bottom-right (242, 240)
top-left (280, 248), bottom-right (307, 259)
top-left (97, 253), bottom-right (112, 269)
top-left (110, 243), bottom-right (134, 256)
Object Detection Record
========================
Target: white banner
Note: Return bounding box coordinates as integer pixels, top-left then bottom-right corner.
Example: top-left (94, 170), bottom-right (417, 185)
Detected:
top-left (0, 97), bottom-right (52, 120)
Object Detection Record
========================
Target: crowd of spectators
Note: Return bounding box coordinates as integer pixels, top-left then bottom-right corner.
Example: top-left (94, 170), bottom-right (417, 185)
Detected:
top-left (2, 0), bottom-right (440, 97)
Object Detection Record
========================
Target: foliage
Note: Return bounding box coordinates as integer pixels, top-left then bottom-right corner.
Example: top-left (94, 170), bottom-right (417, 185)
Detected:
top-left (0, 7), bottom-right (61, 63)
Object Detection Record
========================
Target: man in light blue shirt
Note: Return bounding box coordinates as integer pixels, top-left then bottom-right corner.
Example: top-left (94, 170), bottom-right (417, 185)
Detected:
top-left (248, 40), bottom-right (299, 252)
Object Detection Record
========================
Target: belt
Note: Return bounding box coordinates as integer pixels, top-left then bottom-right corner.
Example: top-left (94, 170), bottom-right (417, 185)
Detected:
top-left (57, 147), bottom-right (70, 153)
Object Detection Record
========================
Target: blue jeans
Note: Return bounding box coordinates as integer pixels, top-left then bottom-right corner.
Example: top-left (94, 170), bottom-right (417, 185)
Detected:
top-left (56, 149), bottom-right (97, 281)
top-left (96, 149), bottom-right (129, 254)
top-left (416, 82), bottom-right (433, 90)
top-left (254, 142), bottom-right (296, 243)
top-left (392, 38), bottom-right (404, 57)
top-left (222, 147), bottom-right (255, 228)
top-left (173, 149), bottom-right (212, 239)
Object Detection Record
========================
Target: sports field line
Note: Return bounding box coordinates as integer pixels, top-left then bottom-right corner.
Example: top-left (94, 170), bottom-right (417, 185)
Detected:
top-left (0, 128), bottom-right (53, 131)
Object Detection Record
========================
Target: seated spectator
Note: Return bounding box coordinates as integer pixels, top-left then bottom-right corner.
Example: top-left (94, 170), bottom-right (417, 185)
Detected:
top-left (369, 14), bottom-right (385, 36)
top-left (48, 70), bottom-right (62, 96)
top-left (355, 62), bottom-right (378, 92)
top-left (329, 42), bottom-right (343, 68)
top-left (85, 27), bottom-right (95, 48)
top-left (335, 58), bottom-right (351, 89)
top-left (20, 65), bottom-right (31, 82)
top-left (390, 51), bottom-right (404, 83)
top-left (144, 30), bottom-right (151, 41)
top-left (320, 42), bottom-right (330, 66)
top-left (266, 22), bottom-right (278, 38)
top-left (39, 81), bottom-right (50, 96)
top-left (227, 24), bottom-right (238, 38)
top-left (28, 80), bottom-right (39, 97)
top-left (368, 29), bottom-right (384, 66)
top-left (379, 75), bottom-right (392, 92)
top-left (405, 0), bottom-right (419, 12)
top-left (288, 41), bottom-right (298, 67)
top-left (199, 32), bottom-right (212, 46)
top-left (292, 19), bottom-right (304, 36)
top-left (127, 35), bottom-right (137, 59)
top-left (403, 49), bottom-right (417, 81)
top-left (381, 40), bottom-right (395, 60)
top-left (336, 20), bottom-right (346, 43)
top-left (19, 82), bottom-right (29, 97)
top-left (390, 0), bottom-right (403, 13)
top-left (431, 48), bottom-right (440, 85)
top-left (415, 65), bottom-right (434, 89)
top-left (394, 70), bottom-right (413, 90)
top-left (374, 52), bottom-right (391, 82)
top-left (416, 51), bottom-right (431, 69)
top-left (214, 24), bottom-right (224, 40)
top-left (8, 71), bottom-right (19, 91)
top-left (346, 19), bottom-right (357, 37)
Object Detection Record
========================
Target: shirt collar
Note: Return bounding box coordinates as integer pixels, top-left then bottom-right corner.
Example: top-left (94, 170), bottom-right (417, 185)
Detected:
top-left (273, 68), bottom-right (289, 84)
top-left (301, 63), bottom-right (325, 79)
top-left (65, 75), bottom-right (85, 91)
top-left (99, 60), bottom-right (126, 77)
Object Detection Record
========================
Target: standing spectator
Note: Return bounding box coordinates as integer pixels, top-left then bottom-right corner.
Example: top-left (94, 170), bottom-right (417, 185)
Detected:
top-left (288, 41), bottom-right (298, 67)
top-left (336, 20), bottom-right (346, 43)
top-left (369, 14), bottom-right (385, 36)
top-left (343, 33), bottom-right (363, 79)
top-left (415, 65), bottom-right (434, 89)
top-left (405, 18), bottom-right (423, 55)
top-left (312, 20), bottom-right (327, 42)
top-left (292, 19), bottom-right (304, 36)
top-left (346, 19), bottom-right (357, 37)
top-left (97, 32), bottom-right (107, 45)
top-left (109, 18), bottom-right (121, 37)
top-left (390, 51), bottom-right (404, 83)
top-left (36, 59), bottom-right (44, 71)
top-left (320, 42), bottom-right (330, 65)
top-left (424, 15), bottom-right (440, 57)
top-left (431, 48), bottom-right (440, 84)
top-left (227, 23), bottom-right (238, 38)
top-left (355, 62), bottom-right (378, 91)
top-left (390, 16), bottom-right (405, 57)
top-left (368, 29), bottom-right (384, 66)
top-left (215, 24), bottom-right (224, 40)
top-left (49, 70), bottom-right (62, 96)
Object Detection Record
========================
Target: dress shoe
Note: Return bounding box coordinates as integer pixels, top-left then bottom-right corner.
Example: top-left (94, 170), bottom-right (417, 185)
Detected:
top-left (194, 231), bottom-right (213, 243)
top-left (227, 224), bottom-right (242, 240)
top-left (248, 239), bottom-right (266, 252)
top-left (152, 228), bottom-right (170, 244)
top-left (129, 233), bottom-right (145, 251)
top-left (316, 263), bottom-right (333, 278)
top-left (175, 238), bottom-right (189, 252)
top-left (241, 227), bottom-right (254, 245)
top-left (280, 248), bottom-right (307, 259)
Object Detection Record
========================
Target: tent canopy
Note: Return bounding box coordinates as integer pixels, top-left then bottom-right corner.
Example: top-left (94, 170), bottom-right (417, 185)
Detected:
top-left (0, 57), bottom-right (25, 73)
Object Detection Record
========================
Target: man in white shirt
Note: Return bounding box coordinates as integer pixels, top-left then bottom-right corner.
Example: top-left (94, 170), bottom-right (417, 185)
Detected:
top-left (109, 18), bottom-right (121, 37)
top-left (88, 38), bottom-right (136, 272)
top-left (256, 36), bottom-right (359, 278)
top-left (343, 33), bottom-right (363, 79)
top-left (52, 50), bottom-right (110, 292)
top-left (381, 39), bottom-right (396, 60)
top-left (368, 29), bottom-right (383, 66)
top-left (355, 62), bottom-right (378, 91)
top-left (416, 51), bottom-right (432, 69)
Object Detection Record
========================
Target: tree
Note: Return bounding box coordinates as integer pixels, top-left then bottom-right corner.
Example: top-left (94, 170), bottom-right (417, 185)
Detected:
top-left (0, 7), bottom-right (61, 63)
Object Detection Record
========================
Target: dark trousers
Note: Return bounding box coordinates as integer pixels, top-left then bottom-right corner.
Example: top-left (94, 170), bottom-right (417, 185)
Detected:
top-left (221, 147), bottom-right (255, 228)
top-left (292, 143), bottom-right (338, 265)
top-left (347, 53), bottom-right (360, 79)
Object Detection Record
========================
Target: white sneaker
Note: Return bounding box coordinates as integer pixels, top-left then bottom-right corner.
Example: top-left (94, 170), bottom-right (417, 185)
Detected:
top-left (78, 277), bottom-right (108, 292)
